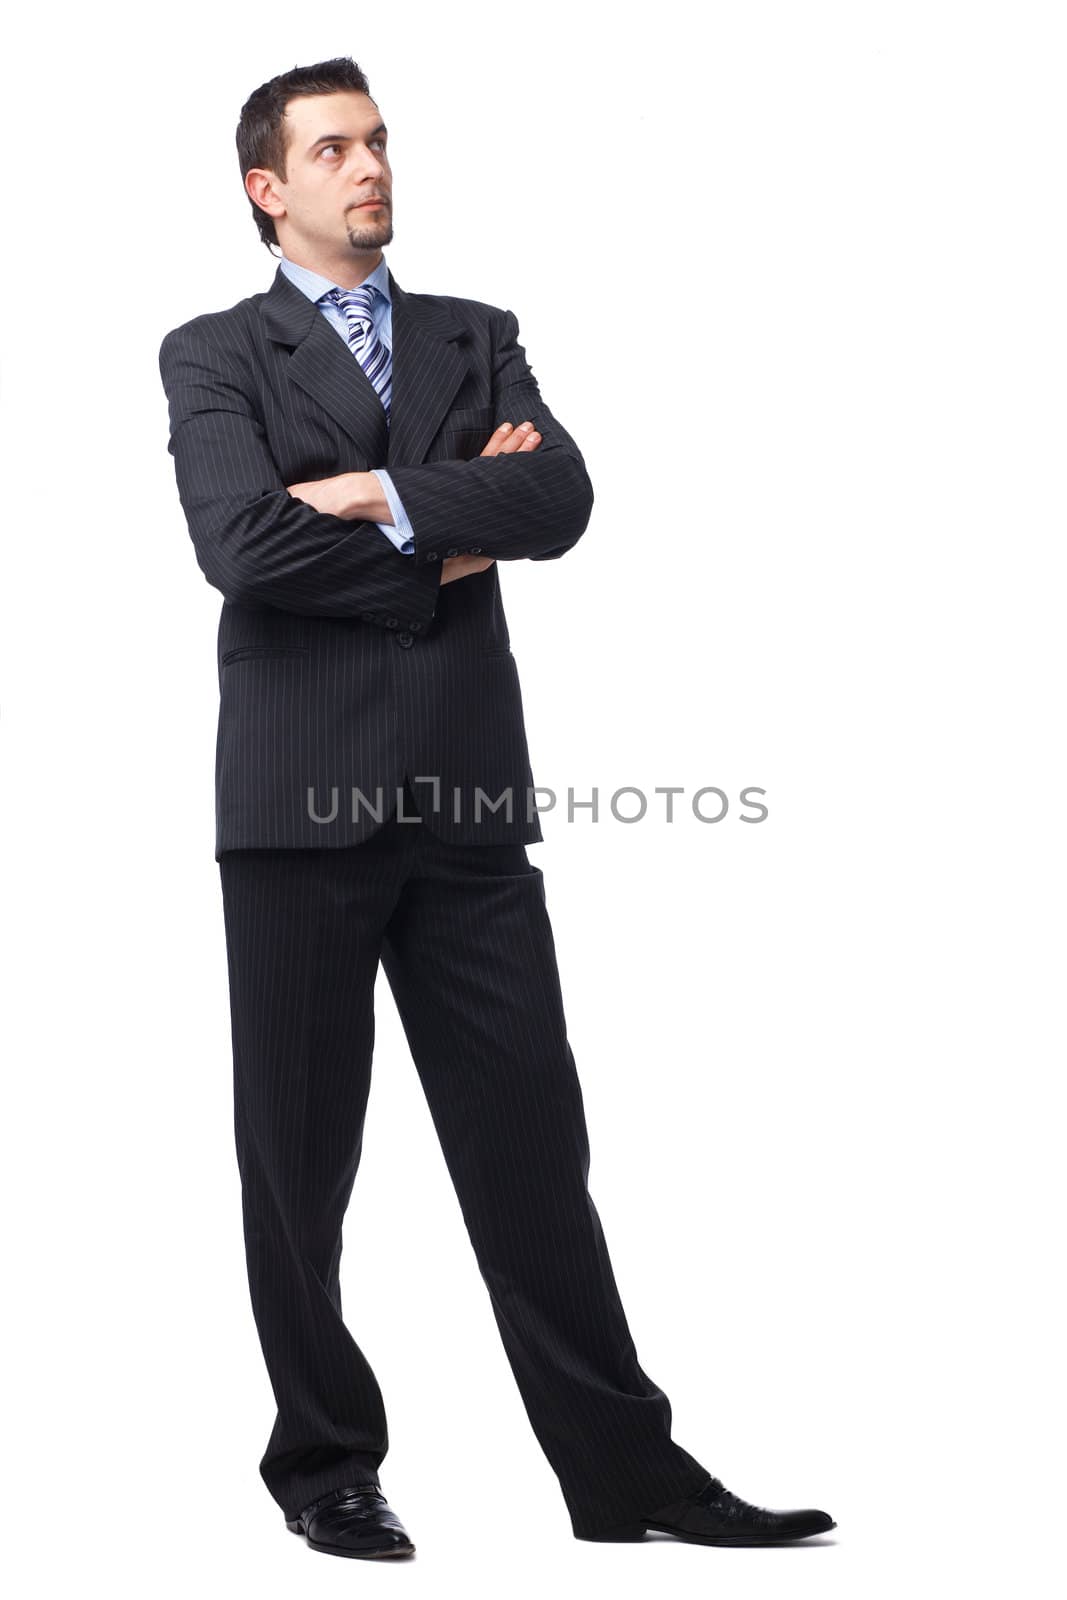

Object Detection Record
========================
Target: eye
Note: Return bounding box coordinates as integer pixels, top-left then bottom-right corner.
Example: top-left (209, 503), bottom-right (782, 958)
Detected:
top-left (320, 144), bottom-right (342, 159)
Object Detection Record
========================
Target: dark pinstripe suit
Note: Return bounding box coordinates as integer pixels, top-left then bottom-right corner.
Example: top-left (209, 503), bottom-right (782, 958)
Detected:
top-left (159, 263), bottom-right (592, 855)
top-left (158, 262), bottom-right (711, 1537)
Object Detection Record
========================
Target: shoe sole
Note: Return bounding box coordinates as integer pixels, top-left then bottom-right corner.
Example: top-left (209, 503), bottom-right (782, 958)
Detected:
top-left (581, 1518), bottom-right (838, 1545)
top-left (286, 1520), bottom-right (416, 1558)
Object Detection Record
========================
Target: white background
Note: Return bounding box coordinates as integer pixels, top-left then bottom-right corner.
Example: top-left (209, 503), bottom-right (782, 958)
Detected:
top-left (1, 2), bottom-right (1063, 1594)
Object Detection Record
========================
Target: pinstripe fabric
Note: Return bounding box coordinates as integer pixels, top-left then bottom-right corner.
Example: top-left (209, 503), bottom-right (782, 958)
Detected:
top-left (158, 262), bottom-right (595, 855)
top-left (219, 780), bottom-right (712, 1537)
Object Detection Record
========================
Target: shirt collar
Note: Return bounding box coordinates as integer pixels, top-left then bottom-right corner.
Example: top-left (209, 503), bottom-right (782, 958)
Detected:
top-left (278, 251), bottom-right (391, 307)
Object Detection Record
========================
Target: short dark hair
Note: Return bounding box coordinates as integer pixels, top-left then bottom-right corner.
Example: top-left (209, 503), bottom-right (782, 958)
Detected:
top-left (236, 57), bottom-right (376, 251)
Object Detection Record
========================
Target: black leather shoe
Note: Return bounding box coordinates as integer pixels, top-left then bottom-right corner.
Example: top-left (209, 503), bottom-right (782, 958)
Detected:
top-left (285, 1484), bottom-right (415, 1558)
top-left (581, 1475), bottom-right (836, 1545)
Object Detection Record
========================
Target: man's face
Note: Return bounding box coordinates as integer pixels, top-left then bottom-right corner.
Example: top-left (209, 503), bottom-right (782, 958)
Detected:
top-left (255, 90), bottom-right (394, 261)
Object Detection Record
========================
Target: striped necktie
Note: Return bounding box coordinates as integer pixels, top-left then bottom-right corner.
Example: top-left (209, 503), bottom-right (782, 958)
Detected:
top-left (326, 284), bottom-right (392, 418)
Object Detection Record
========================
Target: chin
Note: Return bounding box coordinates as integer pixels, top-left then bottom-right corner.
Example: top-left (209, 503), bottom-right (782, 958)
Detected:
top-left (349, 225), bottom-right (393, 248)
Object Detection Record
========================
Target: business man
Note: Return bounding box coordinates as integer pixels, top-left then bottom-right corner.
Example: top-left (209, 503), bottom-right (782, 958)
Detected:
top-left (158, 56), bottom-right (836, 1560)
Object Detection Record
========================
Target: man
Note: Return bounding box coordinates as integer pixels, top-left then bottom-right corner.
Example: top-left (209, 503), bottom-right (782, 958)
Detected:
top-left (158, 56), bottom-right (836, 1560)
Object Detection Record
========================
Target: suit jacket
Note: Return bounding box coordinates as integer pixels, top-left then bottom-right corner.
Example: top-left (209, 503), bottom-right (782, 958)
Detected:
top-left (158, 262), bottom-right (594, 858)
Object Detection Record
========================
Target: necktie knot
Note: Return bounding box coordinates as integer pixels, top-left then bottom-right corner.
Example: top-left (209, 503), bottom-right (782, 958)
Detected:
top-left (328, 284), bottom-right (377, 323)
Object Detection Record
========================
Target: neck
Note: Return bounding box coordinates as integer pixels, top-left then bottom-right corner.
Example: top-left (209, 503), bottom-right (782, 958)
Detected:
top-left (281, 245), bottom-right (383, 288)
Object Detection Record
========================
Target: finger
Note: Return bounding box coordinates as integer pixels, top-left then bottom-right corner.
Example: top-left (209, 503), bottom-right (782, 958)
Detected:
top-left (479, 420), bottom-right (542, 457)
top-left (497, 420), bottom-right (539, 454)
top-left (479, 421), bottom-right (516, 457)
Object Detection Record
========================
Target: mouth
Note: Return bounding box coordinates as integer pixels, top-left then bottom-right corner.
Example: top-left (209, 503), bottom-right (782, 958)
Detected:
top-left (354, 199), bottom-right (387, 210)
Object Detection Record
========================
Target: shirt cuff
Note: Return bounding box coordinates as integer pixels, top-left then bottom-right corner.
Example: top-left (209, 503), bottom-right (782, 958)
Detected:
top-left (370, 469), bottom-right (415, 555)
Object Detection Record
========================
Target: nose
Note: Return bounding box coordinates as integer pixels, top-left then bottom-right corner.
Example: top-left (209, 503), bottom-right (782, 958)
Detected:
top-left (354, 151), bottom-right (386, 183)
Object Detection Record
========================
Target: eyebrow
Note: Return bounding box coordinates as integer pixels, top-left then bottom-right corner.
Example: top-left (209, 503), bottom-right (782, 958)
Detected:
top-left (306, 123), bottom-right (388, 153)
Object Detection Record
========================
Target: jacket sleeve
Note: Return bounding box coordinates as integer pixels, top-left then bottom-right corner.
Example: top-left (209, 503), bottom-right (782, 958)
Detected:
top-left (383, 307), bottom-right (595, 565)
top-left (158, 322), bottom-right (441, 628)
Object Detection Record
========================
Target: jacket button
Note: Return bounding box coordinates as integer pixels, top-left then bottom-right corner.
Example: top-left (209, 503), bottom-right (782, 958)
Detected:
top-left (425, 552), bottom-right (439, 562)
top-left (361, 611), bottom-right (374, 621)
top-left (446, 548), bottom-right (459, 557)
top-left (408, 621), bottom-right (422, 633)
top-left (385, 616), bottom-right (398, 628)
top-left (470, 547), bottom-right (482, 555)
top-left (396, 632), bottom-right (413, 648)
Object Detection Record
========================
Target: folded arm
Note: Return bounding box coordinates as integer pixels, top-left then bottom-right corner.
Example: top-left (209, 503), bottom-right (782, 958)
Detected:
top-left (158, 323), bottom-right (441, 629)
top-left (384, 307), bottom-right (595, 565)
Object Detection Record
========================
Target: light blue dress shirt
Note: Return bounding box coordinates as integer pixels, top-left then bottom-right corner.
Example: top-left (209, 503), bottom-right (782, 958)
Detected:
top-left (278, 252), bottom-right (415, 555)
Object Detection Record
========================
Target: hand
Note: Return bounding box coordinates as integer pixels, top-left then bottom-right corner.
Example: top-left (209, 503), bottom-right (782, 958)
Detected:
top-left (286, 475), bottom-right (342, 514)
top-left (479, 419), bottom-right (542, 457)
top-left (285, 471), bottom-right (370, 517)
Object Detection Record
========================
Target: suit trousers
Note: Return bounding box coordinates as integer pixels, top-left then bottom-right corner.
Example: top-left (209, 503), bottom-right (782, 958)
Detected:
top-left (217, 779), bottom-right (711, 1538)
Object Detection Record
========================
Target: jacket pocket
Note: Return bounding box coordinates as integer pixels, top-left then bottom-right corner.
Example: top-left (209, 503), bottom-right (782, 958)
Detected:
top-left (448, 404), bottom-right (495, 426)
top-left (221, 645), bottom-right (310, 665)
top-left (439, 425), bottom-right (494, 461)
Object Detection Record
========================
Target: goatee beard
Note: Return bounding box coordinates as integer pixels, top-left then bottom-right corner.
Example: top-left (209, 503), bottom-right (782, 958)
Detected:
top-left (347, 219), bottom-right (393, 249)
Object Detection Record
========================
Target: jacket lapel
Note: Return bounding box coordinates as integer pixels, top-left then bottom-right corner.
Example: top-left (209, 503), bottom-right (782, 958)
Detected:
top-left (385, 271), bottom-right (472, 469)
top-left (258, 262), bottom-right (472, 470)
